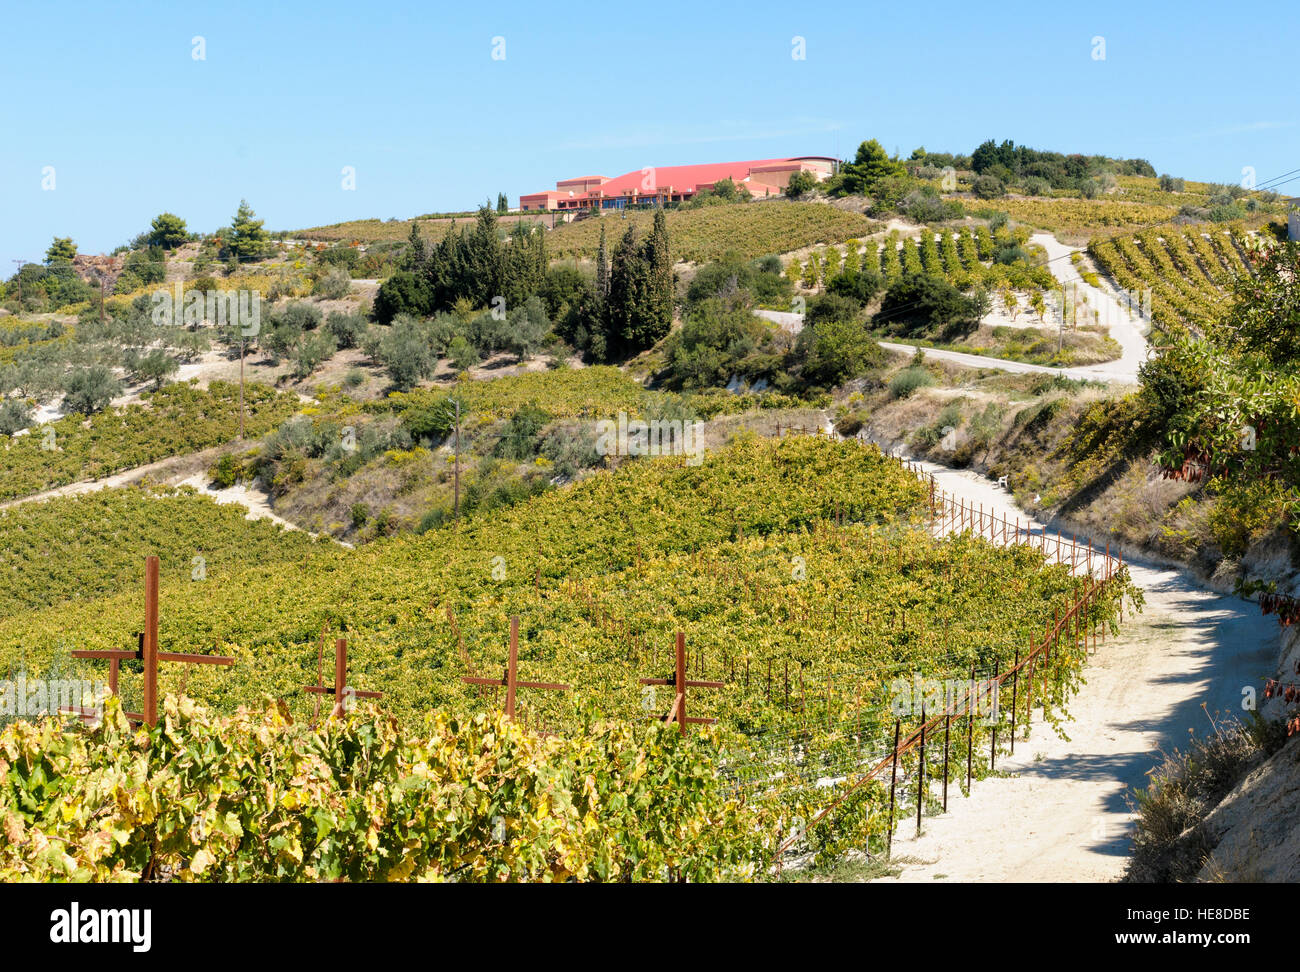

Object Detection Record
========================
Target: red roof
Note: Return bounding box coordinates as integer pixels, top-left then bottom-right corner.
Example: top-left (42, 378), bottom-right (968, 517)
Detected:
top-left (522, 158), bottom-right (835, 208)
top-left (585, 158), bottom-right (800, 197)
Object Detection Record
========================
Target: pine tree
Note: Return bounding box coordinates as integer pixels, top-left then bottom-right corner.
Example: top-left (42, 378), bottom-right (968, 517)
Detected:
top-left (464, 206), bottom-right (504, 307)
top-left (45, 237), bottom-right (77, 265)
top-left (503, 223), bottom-right (547, 307)
top-left (227, 200), bottom-right (268, 261)
top-left (404, 221), bottom-right (427, 271)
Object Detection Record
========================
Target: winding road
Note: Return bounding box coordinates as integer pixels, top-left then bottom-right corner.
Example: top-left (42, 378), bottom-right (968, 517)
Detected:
top-left (867, 451), bottom-right (1278, 882)
top-left (761, 232), bottom-right (1152, 386)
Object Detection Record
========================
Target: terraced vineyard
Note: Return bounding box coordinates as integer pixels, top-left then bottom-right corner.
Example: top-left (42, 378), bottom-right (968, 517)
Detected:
top-left (0, 381), bottom-right (302, 503)
top-left (0, 435), bottom-right (1130, 858)
top-left (1087, 225), bottom-right (1255, 335)
top-left (864, 226), bottom-right (1056, 292)
top-left (0, 435), bottom-right (1125, 722)
top-left (0, 485), bottom-right (323, 615)
top-left (289, 201), bottom-right (878, 264)
top-left (975, 198), bottom-right (1178, 235)
top-left (547, 202), bottom-right (879, 264)
top-left (377, 366), bottom-right (823, 424)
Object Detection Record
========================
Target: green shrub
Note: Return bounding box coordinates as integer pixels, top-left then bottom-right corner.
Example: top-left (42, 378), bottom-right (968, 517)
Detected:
top-left (373, 270), bottom-right (432, 325)
top-left (875, 273), bottom-right (983, 338)
top-left (62, 365), bottom-right (123, 415)
top-left (1125, 716), bottom-right (1283, 883)
top-left (888, 366), bottom-right (935, 399)
top-left (494, 404), bottom-right (551, 461)
top-left (312, 267), bottom-right (352, 300)
top-left (972, 175), bottom-right (1006, 200)
top-left (540, 424), bottom-right (603, 478)
top-left (0, 399), bottom-right (33, 436)
top-left (377, 315), bottom-right (437, 390)
top-left (209, 453), bottom-right (244, 489)
top-left (795, 317), bottom-right (883, 389)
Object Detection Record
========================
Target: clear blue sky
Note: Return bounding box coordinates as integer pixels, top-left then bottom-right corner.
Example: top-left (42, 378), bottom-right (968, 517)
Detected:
top-left (2, 0), bottom-right (1296, 267)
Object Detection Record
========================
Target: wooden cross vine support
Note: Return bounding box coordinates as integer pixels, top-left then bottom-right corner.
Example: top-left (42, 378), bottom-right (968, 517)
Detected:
top-left (303, 636), bottom-right (383, 722)
top-left (462, 616), bottom-right (570, 720)
top-left (69, 556), bottom-right (234, 727)
top-left (638, 632), bottom-right (723, 735)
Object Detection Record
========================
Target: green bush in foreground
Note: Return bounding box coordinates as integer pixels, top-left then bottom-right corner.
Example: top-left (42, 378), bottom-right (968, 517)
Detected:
top-left (0, 697), bottom-right (772, 882)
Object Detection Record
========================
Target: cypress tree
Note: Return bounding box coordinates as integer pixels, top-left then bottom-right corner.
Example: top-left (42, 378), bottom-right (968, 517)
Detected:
top-left (645, 209), bottom-right (673, 341)
top-left (595, 222), bottom-right (610, 300)
top-left (606, 225), bottom-right (651, 357)
top-left (503, 223), bottom-right (547, 307)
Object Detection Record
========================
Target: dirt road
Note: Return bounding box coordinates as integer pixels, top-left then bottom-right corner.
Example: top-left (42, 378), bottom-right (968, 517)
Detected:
top-left (872, 456), bottom-right (1277, 882)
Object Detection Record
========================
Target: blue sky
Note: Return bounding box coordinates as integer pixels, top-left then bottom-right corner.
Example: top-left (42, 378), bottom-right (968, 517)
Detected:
top-left (2, 0), bottom-right (1296, 267)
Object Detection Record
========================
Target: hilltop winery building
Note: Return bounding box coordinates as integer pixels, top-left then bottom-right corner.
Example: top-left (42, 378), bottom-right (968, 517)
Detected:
top-left (519, 157), bottom-right (837, 212)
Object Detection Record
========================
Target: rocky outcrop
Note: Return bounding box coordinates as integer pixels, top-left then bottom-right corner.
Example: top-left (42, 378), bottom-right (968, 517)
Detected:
top-left (1195, 732), bottom-right (1300, 881)
top-left (1189, 626), bottom-right (1300, 881)
top-left (70, 254), bottom-right (124, 288)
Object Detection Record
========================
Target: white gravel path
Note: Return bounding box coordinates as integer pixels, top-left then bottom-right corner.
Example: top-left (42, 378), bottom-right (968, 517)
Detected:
top-left (871, 455), bottom-right (1277, 882)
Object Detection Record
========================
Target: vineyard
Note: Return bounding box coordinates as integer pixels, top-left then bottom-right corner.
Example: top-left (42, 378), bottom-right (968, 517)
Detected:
top-left (0, 698), bottom-right (767, 881)
top-left (1087, 225), bottom-right (1256, 335)
top-left (289, 211), bottom-right (550, 245)
top-left (789, 227), bottom-right (1121, 366)
top-left (0, 318), bottom-right (75, 365)
top-left (795, 225), bottom-right (1056, 296)
top-left (976, 198), bottom-right (1180, 236)
top-left (287, 200), bottom-right (879, 264)
top-left (940, 176), bottom-right (1248, 228)
top-left (0, 433), bottom-right (1135, 878)
top-left (546, 202), bottom-right (879, 264)
top-left (0, 381), bottom-right (302, 503)
top-left (0, 485), bottom-right (323, 615)
top-left (375, 366), bottom-right (823, 425)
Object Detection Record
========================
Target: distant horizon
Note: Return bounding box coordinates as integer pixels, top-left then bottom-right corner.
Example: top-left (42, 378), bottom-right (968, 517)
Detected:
top-left (3, 0), bottom-right (1296, 266)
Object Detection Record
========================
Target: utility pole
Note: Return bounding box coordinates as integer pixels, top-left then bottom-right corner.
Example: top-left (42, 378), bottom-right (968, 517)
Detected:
top-left (1058, 285), bottom-right (1065, 355)
top-left (99, 274), bottom-right (107, 324)
top-left (238, 335), bottom-right (245, 440)
top-left (453, 398), bottom-right (461, 523)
